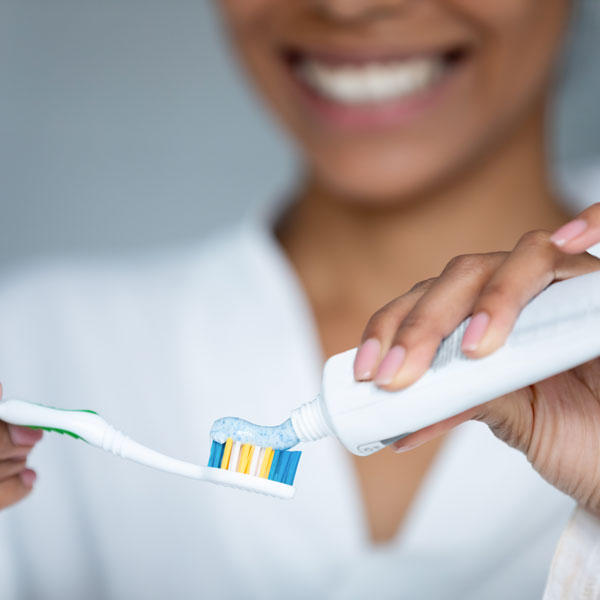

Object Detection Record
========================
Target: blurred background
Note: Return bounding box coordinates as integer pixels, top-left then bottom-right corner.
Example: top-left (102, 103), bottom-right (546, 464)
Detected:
top-left (2, 0), bottom-right (600, 272)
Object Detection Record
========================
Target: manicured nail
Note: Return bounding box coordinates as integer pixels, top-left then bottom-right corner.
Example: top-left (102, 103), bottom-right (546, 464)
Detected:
top-left (353, 338), bottom-right (381, 380)
top-left (550, 219), bottom-right (587, 247)
top-left (462, 312), bottom-right (490, 352)
top-left (8, 425), bottom-right (43, 446)
top-left (394, 443), bottom-right (418, 454)
top-left (374, 346), bottom-right (406, 385)
top-left (19, 469), bottom-right (37, 487)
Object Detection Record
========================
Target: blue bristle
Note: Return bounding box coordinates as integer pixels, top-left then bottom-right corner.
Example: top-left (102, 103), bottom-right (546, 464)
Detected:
top-left (285, 452), bottom-right (298, 484)
top-left (208, 441), bottom-right (224, 468)
top-left (208, 441), bottom-right (218, 467)
top-left (284, 452), bottom-right (302, 485)
top-left (268, 450), bottom-right (282, 481)
top-left (273, 451), bottom-right (291, 483)
top-left (291, 452), bottom-right (302, 484)
top-left (281, 452), bottom-right (293, 483)
top-left (215, 442), bottom-right (225, 468)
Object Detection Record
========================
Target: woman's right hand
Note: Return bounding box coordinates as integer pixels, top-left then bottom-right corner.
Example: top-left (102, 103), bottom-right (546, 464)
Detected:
top-left (353, 204), bottom-right (600, 514)
top-left (0, 383), bottom-right (42, 509)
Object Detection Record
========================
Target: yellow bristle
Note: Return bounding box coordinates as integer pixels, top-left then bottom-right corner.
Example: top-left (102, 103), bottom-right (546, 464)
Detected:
top-left (259, 447), bottom-right (273, 479)
top-left (221, 438), bottom-right (233, 470)
top-left (244, 445), bottom-right (255, 475)
top-left (237, 444), bottom-right (251, 473)
top-left (265, 448), bottom-right (275, 477)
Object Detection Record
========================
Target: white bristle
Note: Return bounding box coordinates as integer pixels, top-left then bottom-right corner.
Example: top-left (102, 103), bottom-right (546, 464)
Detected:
top-left (249, 446), bottom-right (262, 477)
top-left (228, 441), bottom-right (241, 472)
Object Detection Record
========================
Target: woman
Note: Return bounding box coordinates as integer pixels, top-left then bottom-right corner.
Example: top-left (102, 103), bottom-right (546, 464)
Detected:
top-left (0, 0), bottom-right (599, 598)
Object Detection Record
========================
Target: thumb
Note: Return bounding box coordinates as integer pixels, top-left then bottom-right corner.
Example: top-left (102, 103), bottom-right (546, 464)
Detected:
top-left (391, 406), bottom-right (479, 452)
top-left (471, 387), bottom-right (534, 454)
top-left (391, 388), bottom-right (533, 454)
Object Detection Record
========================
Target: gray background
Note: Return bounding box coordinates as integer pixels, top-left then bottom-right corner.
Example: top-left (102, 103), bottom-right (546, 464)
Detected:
top-left (2, 0), bottom-right (600, 271)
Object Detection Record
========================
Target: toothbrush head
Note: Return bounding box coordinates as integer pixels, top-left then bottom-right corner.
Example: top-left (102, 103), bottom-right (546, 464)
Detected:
top-left (206, 438), bottom-right (301, 500)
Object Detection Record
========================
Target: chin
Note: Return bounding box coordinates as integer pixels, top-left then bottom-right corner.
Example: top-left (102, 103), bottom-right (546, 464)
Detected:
top-left (310, 149), bottom-right (455, 207)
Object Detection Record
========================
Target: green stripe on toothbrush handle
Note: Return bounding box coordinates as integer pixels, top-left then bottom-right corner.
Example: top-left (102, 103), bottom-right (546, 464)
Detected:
top-left (27, 426), bottom-right (86, 441)
top-left (26, 406), bottom-right (97, 441)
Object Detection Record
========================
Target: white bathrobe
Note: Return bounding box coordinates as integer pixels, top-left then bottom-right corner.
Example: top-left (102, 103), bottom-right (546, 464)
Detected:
top-left (0, 176), bottom-right (599, 599)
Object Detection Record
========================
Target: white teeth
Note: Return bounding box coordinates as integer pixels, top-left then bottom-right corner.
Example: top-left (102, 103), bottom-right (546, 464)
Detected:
top-left (298, 57), bottom-right (444, 105)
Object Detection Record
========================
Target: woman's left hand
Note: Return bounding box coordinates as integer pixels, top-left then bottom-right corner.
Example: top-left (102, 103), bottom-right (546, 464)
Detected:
top-left (354, 203), bottom-right (600, 515)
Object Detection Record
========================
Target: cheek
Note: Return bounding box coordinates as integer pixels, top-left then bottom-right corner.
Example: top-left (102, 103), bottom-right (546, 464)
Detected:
top-left (448, 0), bottom-right (540, 23)
top-left (467, 0), bottom-right (568, 133)
top-left (218, 0), bottom-right (272, 22)
top-left (216, 1), bottom-right (292, 119)
top-left (451, 0), bottom-right (568, 84)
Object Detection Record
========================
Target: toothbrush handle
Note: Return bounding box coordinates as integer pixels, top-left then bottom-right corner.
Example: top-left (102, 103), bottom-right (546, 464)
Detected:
top-left (0, 399), bottom-right (203, 479)
top-left (0, 399), bottom-right (110, 444)
top-left (95, 423), bottom-right (203, 477)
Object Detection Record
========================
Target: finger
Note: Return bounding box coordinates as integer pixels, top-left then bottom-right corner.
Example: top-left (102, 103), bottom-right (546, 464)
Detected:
top-left (0, 458), bottom-right (28, 480)
top-left (392, 386), bottom-right (534, 454)
top-left (550, 203), bottom-right (600, 254)
top-left (471, 388), bottom-right (535, 454)
top-left (353, 279), bottom-right (436, 380)
top-left (392, 407), bottom-right (479, 453)
top-left (373, 252), bottom-right (506, 390)
top-left (0, 385), bottom-right (43, 458)
top-left (0, 422), bottom-right (42, 459)
top-left (0, 384), bottom-right (43, 450)
top-left (7, 425), bottom-right (43, 447)
top-left (0, 470), bottom-right (36, 510)
top-left (463, 230), bottom-right (600, 357)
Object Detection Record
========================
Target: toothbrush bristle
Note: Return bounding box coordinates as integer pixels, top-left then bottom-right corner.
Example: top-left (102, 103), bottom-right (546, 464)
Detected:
top-left (208, 438), bottom-right (301, 486)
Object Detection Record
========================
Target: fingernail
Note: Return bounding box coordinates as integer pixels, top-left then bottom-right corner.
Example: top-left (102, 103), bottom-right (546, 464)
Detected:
top-left (394, 443), bottom-right (418, 454)
top-left (354, 338), bottom-right (381, 380)
top-left (462, 312), bottom-right (490, 352)
top-left (550, 219), bottom-right (588, 247)
top-left (19, 469), bottom-right (37, 487)
top-left (374, 346), bottom-right (406, 385)
top-left (8, 425), bottom-right (43, 446)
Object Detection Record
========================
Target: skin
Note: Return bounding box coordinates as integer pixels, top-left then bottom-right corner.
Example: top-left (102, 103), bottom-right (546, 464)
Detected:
top-left (359, 211), bottom-right (600, 518)
top-left (0, 384), bottom-right (41, 509)
top-left (2, 0), bottom-right (596, 550)
top-left (216, 0), bottom-right (600, 543)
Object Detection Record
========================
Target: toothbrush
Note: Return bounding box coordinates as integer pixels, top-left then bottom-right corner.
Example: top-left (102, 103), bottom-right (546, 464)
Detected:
top-left (7, 273), bottom-right (597, 501)
top-left (0, 399), bottom-right (297, 499)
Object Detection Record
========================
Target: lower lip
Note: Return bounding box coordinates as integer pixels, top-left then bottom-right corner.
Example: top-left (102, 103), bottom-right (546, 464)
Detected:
top-left (289, 61), bottom-right (462, 131)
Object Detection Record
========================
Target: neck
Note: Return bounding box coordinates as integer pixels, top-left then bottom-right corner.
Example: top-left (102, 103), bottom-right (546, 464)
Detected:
top-left (277, 111), bottom-right (569, 320)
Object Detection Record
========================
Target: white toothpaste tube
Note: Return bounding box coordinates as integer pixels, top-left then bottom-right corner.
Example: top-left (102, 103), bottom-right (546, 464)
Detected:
top-left (290, 271), bottom-right (600, 456)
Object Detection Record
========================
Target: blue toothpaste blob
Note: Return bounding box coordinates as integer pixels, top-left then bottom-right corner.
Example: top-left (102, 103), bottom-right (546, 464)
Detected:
top-left (210, 417), bottom-right (300, 450)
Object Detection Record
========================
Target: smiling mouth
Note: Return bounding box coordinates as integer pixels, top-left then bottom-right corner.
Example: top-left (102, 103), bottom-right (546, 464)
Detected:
top-left (282, 45), bottom-right (471, 125)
